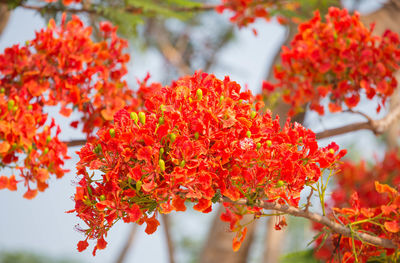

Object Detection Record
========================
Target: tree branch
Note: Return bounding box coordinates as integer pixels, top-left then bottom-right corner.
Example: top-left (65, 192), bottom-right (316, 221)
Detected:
top-left (65, 139), bottom-right (86, 147)
top-left (315, 103), bottom-right (400, 139)
top-left (115, 224), bottom-right (137, 263)
top-left (223, 198), bottom-right (397, 249)
top-left (162, 214), bottom-right (176, 263)
top-left (2, 1), bottom-right (216, 16)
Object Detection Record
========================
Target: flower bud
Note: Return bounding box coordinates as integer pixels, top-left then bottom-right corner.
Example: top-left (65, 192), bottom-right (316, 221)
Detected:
top-left (130, 112), bottom-right (138, 123)
top-left (246, 131), bottom-right (251, 138)
top-left (159, 159), bottom-right (165, 172)
top-left (109, 128), bottom-right (116, 138)
top-left (138, 112), bottom-right (146, 125)
top-left (196, 88), bottom-right (203, 100)
top-left (170, 133), bottom-right (176, 143)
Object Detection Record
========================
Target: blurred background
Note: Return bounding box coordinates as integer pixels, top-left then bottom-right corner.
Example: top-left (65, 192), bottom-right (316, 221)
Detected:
top-left (0, 0), bottom-right (397, 262)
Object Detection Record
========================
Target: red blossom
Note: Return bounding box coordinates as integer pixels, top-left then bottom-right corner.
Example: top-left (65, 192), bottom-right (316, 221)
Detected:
top-left (72, 72), bottom-right (345, 254)
top-left (263, 7), bottom-right (400, 116)
top-left (0, 14), bottom-right (137, 197)
top-left (314, 150), bottom-right (400, 262)
top-left (216, 0), bottom-right (299, 28)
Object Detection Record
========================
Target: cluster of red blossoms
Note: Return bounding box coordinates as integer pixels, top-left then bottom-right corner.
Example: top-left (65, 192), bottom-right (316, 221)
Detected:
top-left (215, 0), bottom-right (295, 27)
top-left (314, 150), bottom-right (400, 262)
top-left (71, 72), bottom-right (346, 255)
top-left (0, 14), bottom-right (134, 198)
top-left (263, 7), bottom-right (400, 116)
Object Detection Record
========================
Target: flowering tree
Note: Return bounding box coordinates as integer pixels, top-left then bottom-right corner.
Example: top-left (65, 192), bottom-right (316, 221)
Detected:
top-left (0, 0), bottom-right (400, 262)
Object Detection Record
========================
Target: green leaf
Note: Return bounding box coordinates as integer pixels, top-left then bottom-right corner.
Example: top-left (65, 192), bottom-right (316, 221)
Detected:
top-left (280, 249), bottom-right (319, 263)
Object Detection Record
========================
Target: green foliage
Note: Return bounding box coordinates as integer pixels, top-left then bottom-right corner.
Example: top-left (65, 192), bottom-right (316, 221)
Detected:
top-left (0, 251), bottom-right (81, 263)
top-left (280, 249), bottom-right (320, 263)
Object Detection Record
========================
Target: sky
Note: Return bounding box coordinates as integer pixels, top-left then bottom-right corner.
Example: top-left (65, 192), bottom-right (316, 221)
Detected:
top-left (0, 1), bottom-right (389, 263)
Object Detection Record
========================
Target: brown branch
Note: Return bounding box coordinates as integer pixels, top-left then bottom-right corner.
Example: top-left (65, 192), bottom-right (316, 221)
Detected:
top-left (115, 224), bottom-right (137, 263)
top-left (315, 103), bottom-right (400, 140)
top-left (162, 214), bottom-right (176, 263)
top-left (3, 1), bottom-right (216, 16)
top-left (64, 139), bottom-right (86, 147)
top-left (223, 198), bottom-right (397, 249)
top-left (315, 121), bottom-right (372, 140)
top-left (150, 21), bottom-right (192, 76)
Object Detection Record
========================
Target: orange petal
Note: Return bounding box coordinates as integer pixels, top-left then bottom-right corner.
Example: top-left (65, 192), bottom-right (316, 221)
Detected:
top-left (7, 175), bottom-right (17, 191)
top-left (0, 141), bottom-right (10, 154)
top-left (384, 220), bottom-right (400, 233)
top-left (145, 216), bottom-right (160, 235)
top-left (0, 176), bottom-right (8, 189)
top-left (60, 107), bottom-right (73, 117)
top-left (23, 189), bottom-right (38, 200)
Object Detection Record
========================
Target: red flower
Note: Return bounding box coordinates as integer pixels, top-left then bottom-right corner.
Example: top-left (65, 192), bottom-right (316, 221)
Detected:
top-left (73, 72), bottom-right (345, 254)
top-left (264, 7), bottom-right (400, 116)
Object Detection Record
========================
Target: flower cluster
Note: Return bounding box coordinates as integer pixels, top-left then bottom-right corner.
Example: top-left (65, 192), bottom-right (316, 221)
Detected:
top-left (263, 7), bottom-right (400, 116)
top-left (72, 72), bottom-right (345, 255)
top-left (0, 15), bottom-right (134, 197)
top-left (314, 150), bottom-right (400, 262)
top-left (215, 0), bottom-right (296, 27)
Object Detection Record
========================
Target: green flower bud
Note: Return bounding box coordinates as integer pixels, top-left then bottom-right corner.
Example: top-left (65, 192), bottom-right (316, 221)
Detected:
top-left (8, 99), bottom-right (15, 111)
top-left (138, 112), bottom-right (146, 125)
top-left (130, 112), bottom-right (138, 123)
top-left (43, 147), bottom-right (49, 154)
top-left (196, 88), bottom-right (203, 100)
top-left (160, 104), bottom-right (166, 113)
top-left (246, 131), bottom-right (251, 138)
top-left (159, 147), bottom-right (165, 156)
top-left (159, 116), bottom-right (165, 125)
top-left (46, 135), bottom-right (51, 144)
top-left (99, 194), bottom-right (106, 201)
top-left (266, 140), bottom-right (272, 147)
top-left (159, 159), bottom-right (165, 172)
top-left (250, 111), bottom-right (256, 119)
top-left (194, 132), bottom-right (199, 140)
top-left (109, 128), bottom-right (115, 138)
top-left (180, 160), bottom-right (186, 168)
top-left (276, 180), bottom-right (284, 187)
top-left (256, 142), bottom-right (261, 150)
top-left (170, 133), bottom-right (176, 143)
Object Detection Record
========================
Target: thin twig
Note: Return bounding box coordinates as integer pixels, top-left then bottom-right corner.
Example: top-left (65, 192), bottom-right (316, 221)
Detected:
top-left (115, 224), bottom-right (137, 263)
top-left (304, 188), bottom-right (314, 213)
top-left (222, 198), bottom-right (397, 249)
top-left (162, 214), bottom-right (176, 263)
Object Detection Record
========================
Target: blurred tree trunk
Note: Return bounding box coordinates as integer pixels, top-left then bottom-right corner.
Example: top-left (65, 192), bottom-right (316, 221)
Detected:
top-left (0, 3), bottom-right (10, 36)
top-left (199, 206), bottom-right (257, 263)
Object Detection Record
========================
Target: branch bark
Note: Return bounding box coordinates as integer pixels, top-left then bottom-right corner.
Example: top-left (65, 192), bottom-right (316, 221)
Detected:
top-left (315, 103), bottom-right (400, 139)
top-left (0, 3), bottom-right (10, 36)
top-left (65, 139), bottom-right (86, 147)
top-left (223, 198), bottom-right (397, 250)
top-left (115, 224), bottom-right (137, 263)
top-left (162, 214), bottom-right (176, 263)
